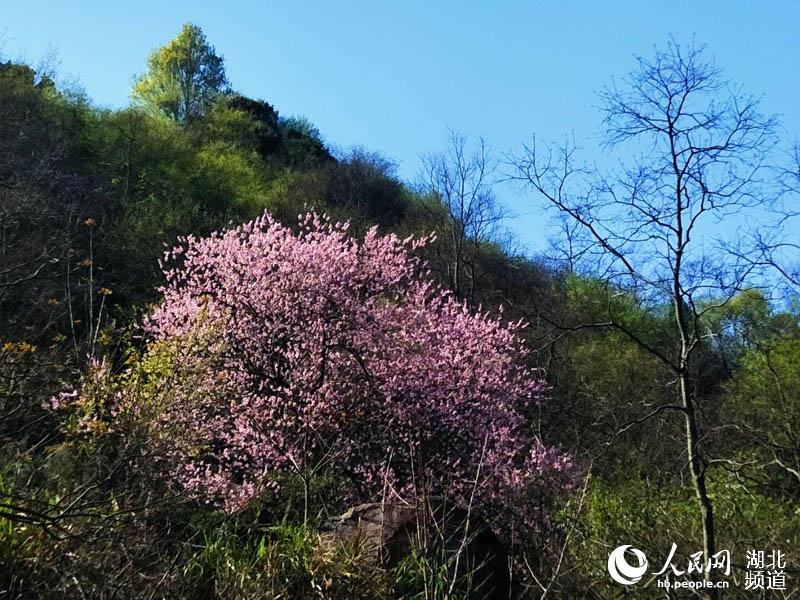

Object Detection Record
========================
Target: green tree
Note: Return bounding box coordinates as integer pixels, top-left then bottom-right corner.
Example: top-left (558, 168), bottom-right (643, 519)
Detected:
top-left (132, 23), bottom-right (227, 124)
top-left (278, 115), bottom-right (334, 168)
top-left (722, 306), bottom-right (800, 493)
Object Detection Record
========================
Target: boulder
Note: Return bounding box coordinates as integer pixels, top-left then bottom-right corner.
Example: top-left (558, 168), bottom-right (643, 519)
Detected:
top-left (324, 500), bottom-right (513, 599)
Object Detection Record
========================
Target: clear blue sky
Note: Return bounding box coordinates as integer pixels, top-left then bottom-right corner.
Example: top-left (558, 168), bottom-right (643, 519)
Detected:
top-left (3, 1), bottom-right (798, 251)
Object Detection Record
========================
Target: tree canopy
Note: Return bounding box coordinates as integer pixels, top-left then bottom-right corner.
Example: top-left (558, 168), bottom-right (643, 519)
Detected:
top-left (133, 23), bottom-right (228, 124)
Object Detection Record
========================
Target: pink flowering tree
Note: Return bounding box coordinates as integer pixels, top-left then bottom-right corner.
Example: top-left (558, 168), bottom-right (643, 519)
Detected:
top-left (121, 213), bottom-right (573, 531)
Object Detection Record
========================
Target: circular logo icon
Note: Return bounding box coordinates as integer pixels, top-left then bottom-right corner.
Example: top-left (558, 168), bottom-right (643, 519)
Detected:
top-left (607, 545), bottom-right (648, 585)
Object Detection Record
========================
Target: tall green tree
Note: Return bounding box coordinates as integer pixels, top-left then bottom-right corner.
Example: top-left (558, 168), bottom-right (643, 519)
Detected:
top-left (132, 23), bottom-right (227, 124)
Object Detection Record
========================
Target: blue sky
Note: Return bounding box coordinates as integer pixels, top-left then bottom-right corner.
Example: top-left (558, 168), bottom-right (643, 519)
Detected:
top-left (3, 1), bottom-right (798, 251)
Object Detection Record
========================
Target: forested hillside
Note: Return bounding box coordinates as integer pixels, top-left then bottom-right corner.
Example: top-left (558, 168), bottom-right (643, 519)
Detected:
top-left (1, 24), bottom-right (798, 599)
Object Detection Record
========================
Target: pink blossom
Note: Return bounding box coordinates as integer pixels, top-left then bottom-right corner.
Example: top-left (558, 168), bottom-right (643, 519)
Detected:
top-left (127, 212), bottom-right (571, 529)
top-left (50, 389), bottom-right (78, 410)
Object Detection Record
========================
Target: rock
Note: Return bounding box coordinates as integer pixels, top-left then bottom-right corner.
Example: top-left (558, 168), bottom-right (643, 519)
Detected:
top-left (324, 500), bottom-right (513, 599)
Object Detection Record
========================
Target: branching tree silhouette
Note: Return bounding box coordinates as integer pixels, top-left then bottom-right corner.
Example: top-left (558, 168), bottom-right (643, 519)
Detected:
top-left (422, 130), bottom-right (508, 301)
top-left (510, 41), bottom-right (781, 591)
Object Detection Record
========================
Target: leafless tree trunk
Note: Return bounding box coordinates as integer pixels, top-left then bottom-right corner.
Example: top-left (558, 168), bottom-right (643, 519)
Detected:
top-left (421, 129), bottom-right (507, 301)
top-left (510, 41), bottom-right (780, 594)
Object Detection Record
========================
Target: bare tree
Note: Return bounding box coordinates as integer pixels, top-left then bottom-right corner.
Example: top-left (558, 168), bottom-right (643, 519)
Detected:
top-left (421, 129), bottom-right (508, 301)
top-left (748, 141), bottom-right (800, 291)
top-left (510, 41), bottom-right (780, 591)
